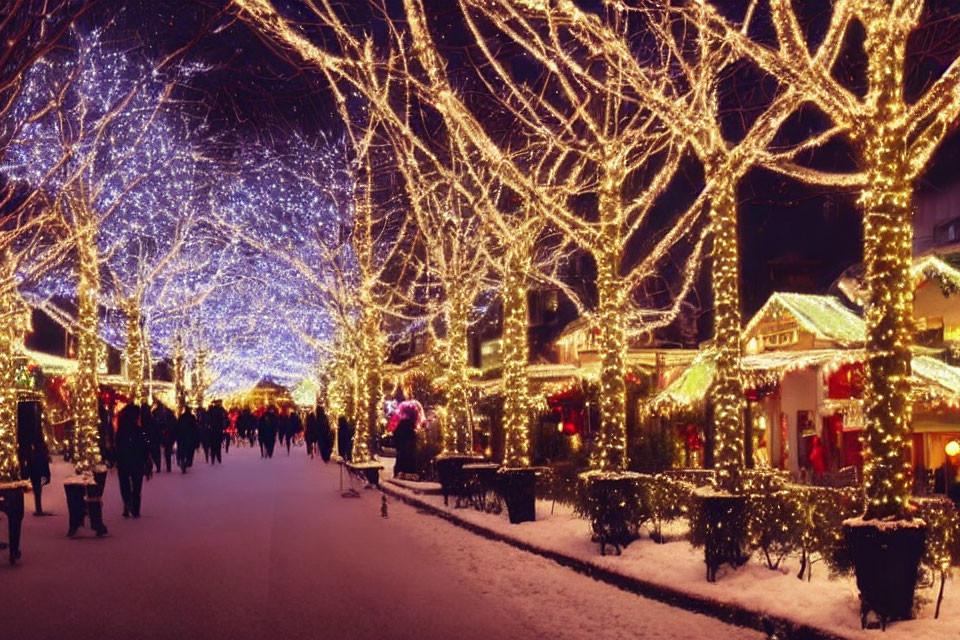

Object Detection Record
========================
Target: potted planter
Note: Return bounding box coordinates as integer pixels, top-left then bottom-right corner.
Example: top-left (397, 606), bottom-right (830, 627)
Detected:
top-left (64, 473), bottom-right (107, 538)
top-left (692, 487), bottom-right (750, 582)
top-left (434, 454), bottom-right (483, 506)
top-left (578, 471), bottom-right (643, 555)
top-left (497, 467), bottom-right (539, 525)
top-left (0, 481), bottom-right (27, 565)
top-left (843, 517), bottom-right (926, 630)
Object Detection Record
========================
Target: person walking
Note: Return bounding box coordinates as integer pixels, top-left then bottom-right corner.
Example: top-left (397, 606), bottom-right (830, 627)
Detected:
top-left (154, 401), bottom-right (177, 472)
top-left (337, 415), bottom-right (354, 462)
top-left (262, 406), bottom-right (278, 458)
top-left (197, 406), bottom-right (210, 464)
top-left (240, 407), bottom-right (256, 449)
top-left (116, 403), bottom-right (150, 518)
top-left (23, 437), bottom-right (52, 516)
top-left (393, 407), bottom-right (418, 477)
top-left (207, 400), bottom-right (228, 465)
top-left (176, 407), bottom-right (199, 473)
top-left (142, 402), bottom-right (162, 474)
top-left (317, 405), bottom-right (333, 463)
top-left (304, 410), bottom-right (318, 459)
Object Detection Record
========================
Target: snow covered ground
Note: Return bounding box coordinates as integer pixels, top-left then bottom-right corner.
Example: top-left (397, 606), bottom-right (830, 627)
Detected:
top-left (381, 469), bottom-right (960, 640)
top-left (0, 445), bottom-right (759, 640)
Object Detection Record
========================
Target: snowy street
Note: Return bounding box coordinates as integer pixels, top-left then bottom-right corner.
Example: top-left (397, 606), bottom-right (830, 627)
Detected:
top-left (0, 445), bottom-right (759, 640)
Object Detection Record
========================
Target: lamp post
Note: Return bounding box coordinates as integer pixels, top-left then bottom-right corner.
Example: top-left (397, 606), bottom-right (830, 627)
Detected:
top-left (944, 440), bottom-right (960, 495)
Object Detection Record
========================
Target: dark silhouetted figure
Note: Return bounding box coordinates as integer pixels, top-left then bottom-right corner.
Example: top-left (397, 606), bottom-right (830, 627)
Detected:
top-left (290, 410), bottom-right (302, 454)
top-left (142, 403), bottom-right (162, 473)
top-left (176, 408), bottom-right (199, 473)
top-left (337, 415), bottom-right (354, 462)
top-left (393, 413), bottom-right (417, 477)
top-left (23, 437), bottom-right (52, 515)
top-left (318, 406), bottom-right (333, 463)
top-left (153, 402), bottom-right (177, 472)
top-left (208, 401), bottom-right (228, 465)
top-left (197, 406), bottom-right (210, 463)
top-left (116, 403), bottom-right (149, 518)
top-left (260, 406), bottom-right (278, 458)
top-left (238, 407), bottom-right (256, 448)
top-left (305, 411), bottom-right (319, 458)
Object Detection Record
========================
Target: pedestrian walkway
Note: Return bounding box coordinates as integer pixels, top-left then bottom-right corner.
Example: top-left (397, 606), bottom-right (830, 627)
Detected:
top-left (0, 445), bottom-right (758, 640)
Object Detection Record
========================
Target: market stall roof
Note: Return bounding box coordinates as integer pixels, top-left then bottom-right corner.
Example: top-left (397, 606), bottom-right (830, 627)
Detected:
top-left (744, 292), bottom-right (865, 346)
top-left (648, 348), bottom-right (958, 414)
top-left (836, 255), bottom-right (960, 308)
top-left (18, 348), bottom-right (77, 375)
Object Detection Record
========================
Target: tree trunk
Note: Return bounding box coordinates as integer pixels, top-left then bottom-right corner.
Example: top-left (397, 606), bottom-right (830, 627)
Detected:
top-left (444, 289), bottom-right (473, 455)
top-left (74, 234), bottom-right (103, 474)
top-left (352, 305), bottom-right (382, 463)
top-left (0, 290), bottom-right (21, 483)
top-left (859, 8), bottom-right (916, 522)
top-left (592, 250), bottom-right (628, 471)
top-left (125, 298), bottom-right (145, 406)
top-left (502, 254), bottom-right (532, 467)
top-left (708, 181), bottom-right (745, 491)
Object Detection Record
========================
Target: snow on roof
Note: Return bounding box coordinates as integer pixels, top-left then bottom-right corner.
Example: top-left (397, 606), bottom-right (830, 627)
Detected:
top-left (744, 292), bottom-right (865, 346)
top-left (913, 355), bottom-right (960, 397)
top-left (649, 348), bottom-right (960, 413)
top-left (837, 255), bottom-right (960, 307)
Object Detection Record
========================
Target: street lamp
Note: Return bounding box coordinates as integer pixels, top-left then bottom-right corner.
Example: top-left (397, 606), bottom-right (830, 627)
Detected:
top-left (944, 441), bottom-right (960, 495)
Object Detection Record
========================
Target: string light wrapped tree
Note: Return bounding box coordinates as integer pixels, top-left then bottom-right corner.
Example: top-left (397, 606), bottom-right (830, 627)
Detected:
top-left (4, 27), bottom-right (199, 537)
top-left (695, 0), bottom-right (960, 621)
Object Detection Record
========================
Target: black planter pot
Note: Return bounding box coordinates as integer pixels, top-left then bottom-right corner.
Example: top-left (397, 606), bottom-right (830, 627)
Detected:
top-left (0, 485), bottom-right (25, 565)
top-left (580, 472), bottom-right (642, 555)
top-left (843, 519), bottom-right (926, 630)
top-left (697, 493), bottom-right (749, 582)
top-left (64, 480), bottom-right (88, 536)
top-left (434, 455), bottom-right (483, 506)
top-left (87, 470), bottom-right (108, 536)
top-left (497, 468), bottom-right (537, 524)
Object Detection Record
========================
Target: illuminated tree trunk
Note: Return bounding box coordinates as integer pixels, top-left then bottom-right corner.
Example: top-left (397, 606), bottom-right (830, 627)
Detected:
top-left (708, 180), bottom-right (745, 491)
top-left (502, 250), bottom-right (532, 468)
top-left (0, 290), bottom-right (21, 483)
top-left (592, 249), bottom-right (628, 471)
top-left (173, 336), bottom-right (186, 415)
top-left (352, 304), bottom-right (382, 463)
top-left (73, 231), bottom-right (103, 474)
top-left (124, 297), bottom-right (145, 405)
top-left (859, 11), bottom-right (916, 522)
top-left (444, 287), bottom-right (473, 455)
top-left (192, 348), bottom-right (207, 409)
top-left (591, 160), bottom-right (628, 472)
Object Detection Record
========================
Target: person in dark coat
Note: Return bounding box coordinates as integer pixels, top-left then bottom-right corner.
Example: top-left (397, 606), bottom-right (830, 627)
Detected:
top-left (337, 415), bottom-right (354, 462)
top-left (23, 437), bottom-right (52, 516)
top-left (116, 403), bottom-right (150, 518)
top-left (176, 407), bottom-right (198, 473)
top-left (142, 403), bottom-right (162, 473)
top-left (393, 411), bottom-right (418, 477)
top-left (283, 410), bottom-right (299, 455)
top-left (197, 406), bottom-right (210, 463)
top-left (317, 406), bottom-right (333, 462)
top-left (238, 407), bottom-right (256, 448)
top-left (304, 411), bottom-right (319, 459)
top-left (207, 400), bottom-right (228, 465)
top-left (153, 401), bottom-right (177, 472)
top-left (259, 405), bottom-right (278, 458)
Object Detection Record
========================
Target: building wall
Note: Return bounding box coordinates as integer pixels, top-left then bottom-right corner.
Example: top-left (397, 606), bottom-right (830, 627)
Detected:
top-left (780, 368), bottom-right (820, 474)
top-left (916, 181), bottom-right (960, 255)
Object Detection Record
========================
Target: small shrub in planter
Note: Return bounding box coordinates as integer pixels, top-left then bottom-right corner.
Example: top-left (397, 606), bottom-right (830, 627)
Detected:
top-left (434, 454), bottom-right (483, 506)
top-left (577, 471), bottom-right (645, 555)
top-left (795, 485), bottom-right (862, 581)
top-left (638, 474), bottom-right (693, 543)
top-left (689, 487), bottom-right (750, 582)
top-left (912, 497), bottom-right (960, 619)
top-left (747, 489), bottom-right (802, 570)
